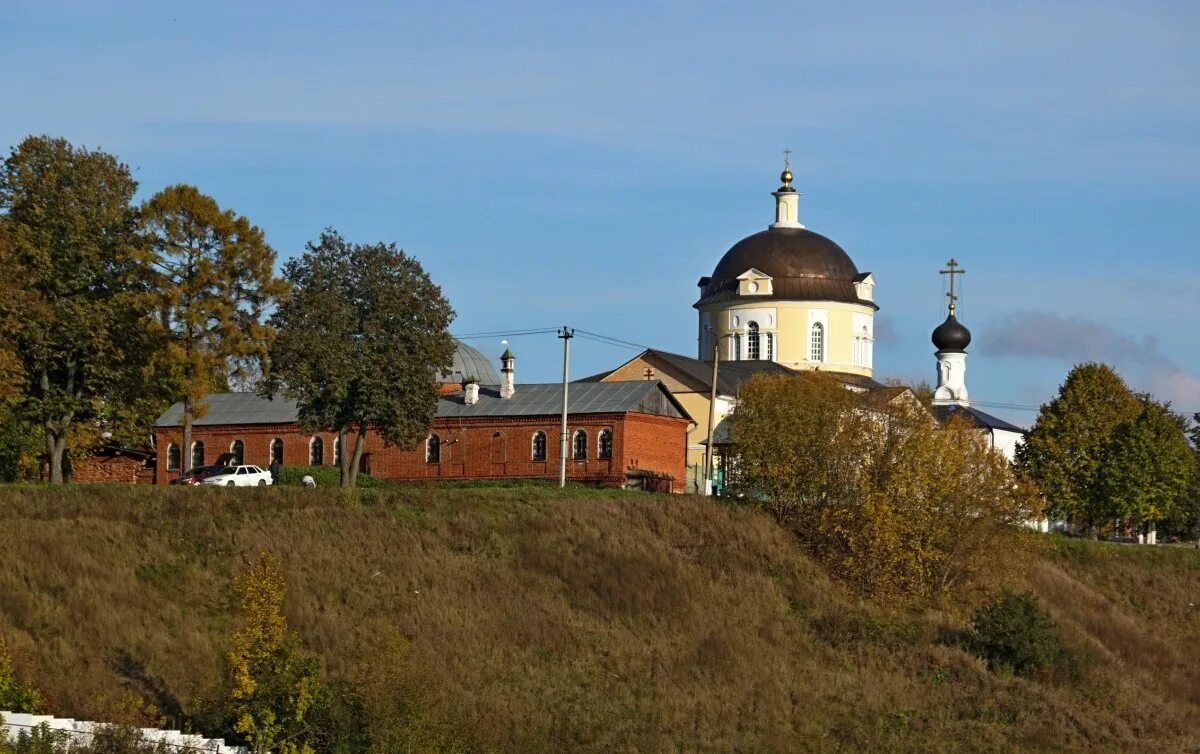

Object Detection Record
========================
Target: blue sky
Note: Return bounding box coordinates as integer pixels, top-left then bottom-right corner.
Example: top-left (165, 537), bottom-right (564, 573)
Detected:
top-left (4, 1), bottom-right (1198, 423)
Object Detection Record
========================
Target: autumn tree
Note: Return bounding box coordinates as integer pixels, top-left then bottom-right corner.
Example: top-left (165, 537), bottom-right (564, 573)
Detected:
top-left (225, 551), bottom-right (324, 754)
top-left (142, 185), bottom-right (285, 473)
top-left (0, 136), bottom-right (143, 483)
top-left (1015, 363), bottom-right (1142, 531)
top-left (0, 636), bottom-right (44, 713)
top-left (727, 372), bottom-right (1037, 605)
top-left (264, 229), bottom-right (456, 488)
top-left (725, 371), bottom-right (864, 524)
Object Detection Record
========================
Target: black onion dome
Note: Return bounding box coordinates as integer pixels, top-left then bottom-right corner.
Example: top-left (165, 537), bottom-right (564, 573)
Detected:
top-left (932, 313), bottom-right (972, 352)
top-left (697, 227), bottom-right (873, 308)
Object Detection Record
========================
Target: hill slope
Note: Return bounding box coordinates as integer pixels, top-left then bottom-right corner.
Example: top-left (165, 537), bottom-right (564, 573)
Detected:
top-left (0, 485), bottom-right (1197, 752)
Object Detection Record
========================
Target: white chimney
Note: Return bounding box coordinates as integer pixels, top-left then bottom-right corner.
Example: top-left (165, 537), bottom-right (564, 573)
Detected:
top-left (464, 382), bottom-right (480, 405)
top-left (499, 347), bottom-right (516, 399)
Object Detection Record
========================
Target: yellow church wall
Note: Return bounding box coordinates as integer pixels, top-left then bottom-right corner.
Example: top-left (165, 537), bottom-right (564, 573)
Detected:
top-left (699, 299), bottom-right (875, 377)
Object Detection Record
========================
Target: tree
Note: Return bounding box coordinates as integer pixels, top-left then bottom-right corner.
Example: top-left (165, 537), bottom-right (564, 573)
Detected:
top-left (0, 136), bottom-right (143, 483)
top-left (727, 373), bottom-right (1036, 604)
top-left (1095, 399), bottom-right (1194, 536)
top-left (1160, 412), bottom-right (1200, 542)
top-left (265, 229), bottom-right (456, 488)
top-left (141, 185), bottom-right (285, 473)
top-left (1015, 363), bottom-right (1142, 531)
top-left (225, 551), bottom-right (323, 754)
top-left (725, 371), bottom-right (864, 524)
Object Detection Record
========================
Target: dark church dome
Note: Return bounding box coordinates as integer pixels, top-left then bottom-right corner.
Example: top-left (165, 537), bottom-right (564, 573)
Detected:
top-left (711, 227), bottom-right (859, 281)
top-left (696, 227), bottom-right (872, 307)
top-left (932, 313), bottom-right (972, 352)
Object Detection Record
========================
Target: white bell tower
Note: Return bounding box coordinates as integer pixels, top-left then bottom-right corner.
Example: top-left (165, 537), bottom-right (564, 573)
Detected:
top-left (931, 259), bottom-right (971, 407)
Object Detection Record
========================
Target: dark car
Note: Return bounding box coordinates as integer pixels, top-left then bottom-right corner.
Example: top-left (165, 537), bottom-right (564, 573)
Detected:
top-left (170, 464), bottom-right (228, 485)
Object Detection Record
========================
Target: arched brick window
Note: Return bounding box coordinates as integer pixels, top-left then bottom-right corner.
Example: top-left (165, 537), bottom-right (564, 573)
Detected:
top-left (309, 437), bottom-right (324, 466)
top-left (270, 438), bottom-right (284, 465)
top-left (531, 431), bottom-right (547, 461)
top-left (426, 434), bottom-right (441, 463)
top-left (598, 429), bottom-right (613, 460)
top-left (230, 439), bottom-right (244, 465)
top-left (166, 443), bottom-right (180, 471)
top-left (572, 430), bottom-right (587, 461)
top-left (191, 441), bottom-right (205, 469)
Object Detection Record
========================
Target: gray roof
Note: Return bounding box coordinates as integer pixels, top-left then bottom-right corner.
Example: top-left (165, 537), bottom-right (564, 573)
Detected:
top-left (579, 349), bottom-right (883, 395)
top-left (440, 340), bottom-right (501, 384)
top-left (439, 381), bottom-right (691, 421)
top-left (932, 404), bottom-right (1026, 433)
top-left (156, 381), bottom-right (691, 428)
top-left (156, 392), bottom-right (299, 427)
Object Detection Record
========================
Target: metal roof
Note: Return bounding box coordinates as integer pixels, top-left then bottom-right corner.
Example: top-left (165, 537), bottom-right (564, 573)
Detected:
top-left (932, 404), bottom-right (1026, 433)
top-left (156, 392), bottom-right (300, 427)
top-left (439, 381), bottom-right (690, 420)
top-left (440, 341), bottom-right (501, 384)
top-left (580, 349), bottom-right (883, 395)
top-left (156, 381), bottom-right (691, 428)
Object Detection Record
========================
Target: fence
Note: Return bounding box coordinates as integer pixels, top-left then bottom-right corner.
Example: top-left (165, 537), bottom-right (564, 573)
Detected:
top-left (0, 711), bottom-right (246, 753)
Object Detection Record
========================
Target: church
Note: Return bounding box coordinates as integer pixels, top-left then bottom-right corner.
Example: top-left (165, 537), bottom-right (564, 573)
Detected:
top-left (587, 158), bottom-right (1024, 493)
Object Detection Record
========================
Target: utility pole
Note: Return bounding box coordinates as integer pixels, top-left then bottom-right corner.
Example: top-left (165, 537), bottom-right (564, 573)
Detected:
top-left (558, 326), bottom-right (574, 488)
top-left (704, 328), bottom-right (721, 496)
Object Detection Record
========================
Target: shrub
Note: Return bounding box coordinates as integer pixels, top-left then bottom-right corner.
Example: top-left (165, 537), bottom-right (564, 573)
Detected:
top-left (966, 591), bottom-right (1075, 678)
top-left (276, 465), bottom-right (387, 488)
top-left (0, 637), bottom-right (43, 713)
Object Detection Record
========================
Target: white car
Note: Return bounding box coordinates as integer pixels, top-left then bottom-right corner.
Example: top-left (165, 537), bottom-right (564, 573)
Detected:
top-left (199, 464), bottom-right (273, 486)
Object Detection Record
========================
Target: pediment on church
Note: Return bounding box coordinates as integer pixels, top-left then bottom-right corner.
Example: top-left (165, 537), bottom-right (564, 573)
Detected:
top-left (736, 268), bottom-right (773, 295)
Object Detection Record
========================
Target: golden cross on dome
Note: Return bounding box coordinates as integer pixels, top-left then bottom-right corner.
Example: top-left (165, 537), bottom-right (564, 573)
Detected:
top-left (939, 258), bottom-right (965, 314)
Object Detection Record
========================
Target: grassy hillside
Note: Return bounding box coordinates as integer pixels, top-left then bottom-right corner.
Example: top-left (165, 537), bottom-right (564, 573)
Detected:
top-left (0, 485), bottom-right (1197, 752)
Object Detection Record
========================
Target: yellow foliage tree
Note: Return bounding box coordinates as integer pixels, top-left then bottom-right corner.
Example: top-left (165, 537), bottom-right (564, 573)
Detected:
top-left (0, 636), bottom-right (43, 713)
top-left (728, 373), bottom-right (1039, 605)
top-left (226, 551), bottom-right (323, 754)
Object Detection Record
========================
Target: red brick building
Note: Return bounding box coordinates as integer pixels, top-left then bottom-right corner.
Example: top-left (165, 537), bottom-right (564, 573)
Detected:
top-left (154, 379), bottom-right (693, 491)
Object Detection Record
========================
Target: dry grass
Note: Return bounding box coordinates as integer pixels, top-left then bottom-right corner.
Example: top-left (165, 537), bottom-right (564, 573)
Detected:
top-left (0, 485), bottom-right (1197, 752)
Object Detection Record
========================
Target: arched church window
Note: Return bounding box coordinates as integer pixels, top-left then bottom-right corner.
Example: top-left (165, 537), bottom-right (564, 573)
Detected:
top-left (166, 443), bottom-right (180, 471)
top-left (270, 438), bottom-right (283, 466)
top-left (309, 437), bottom-right (324, 466)
top-left (230, 439), bottom-right (244, 465)
top-left (747, 322), bottom-right (760, 360)
top-left (531, 431), bottom-right (547, 461)
top-left (572, 430), bottom-right (588, 461)
top-left (810, 323), bottom-right (825, 363)
top-left (598, 429), bottom-right (613, 460)
top-left (426, 434), bottom-right (441, 463)
top-left (191, 441), bottom-right (205, 469)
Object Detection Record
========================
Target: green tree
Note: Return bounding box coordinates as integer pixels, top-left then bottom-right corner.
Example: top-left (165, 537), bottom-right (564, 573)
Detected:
top-left (265, 229), bottom-right (456, 488)
top-left (0, 136), bottom-right (143, 483)
top-left (1015, 363), bottom-right (1141, 531)
top-left (141, 185), bottom-right (285, 473)
top-left (1095, 400), bottom-right (1194, 536)
top-left (225, 551), bottom-right (323, 754)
